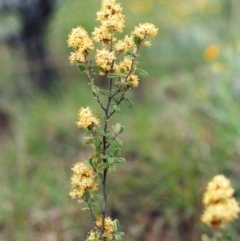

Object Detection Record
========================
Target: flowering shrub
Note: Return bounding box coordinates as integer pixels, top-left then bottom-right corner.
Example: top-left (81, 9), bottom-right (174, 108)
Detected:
top-left (67, 0), bottom-right (158, 240)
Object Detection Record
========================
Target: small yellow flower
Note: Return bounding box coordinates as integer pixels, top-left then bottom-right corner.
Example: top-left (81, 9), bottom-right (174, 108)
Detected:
top-left (76, 107), bottom-right (100, 129)
top-left (201, 174), bottom-right (240, 229)
top-left (144, 41), bottom-right (151, 47)
top-left (203, 45), bottom-right (220, 61)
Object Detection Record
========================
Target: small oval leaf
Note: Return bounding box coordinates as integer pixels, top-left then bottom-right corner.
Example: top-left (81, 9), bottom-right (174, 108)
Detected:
top-left (124, 98), bottom-right (132, 108)
top-left (99, 89), bottom-right (112, 97)
top-left (107, 73), bottom-right (121, 79)
top-left (97, 172), bottom-right (104, 182)
top-left (97, 163), bottom-right (108, 171)
top-left (114, 122), bottom-right (121, 133)
top-left (135, 68), bottom-right (148, 77)
top-left (77, 64), bottom-right (88, 73)
top-left (113, 105), bottom-right (121, 113)
top-left (109, 163), bottom-right (116, 173)
top-left (114, 157), bottom-right (126, 164)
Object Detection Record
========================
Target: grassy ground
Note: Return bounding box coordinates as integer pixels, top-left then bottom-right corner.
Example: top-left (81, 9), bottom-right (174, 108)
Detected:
top-left (0, 0), bottom-right (240, 240)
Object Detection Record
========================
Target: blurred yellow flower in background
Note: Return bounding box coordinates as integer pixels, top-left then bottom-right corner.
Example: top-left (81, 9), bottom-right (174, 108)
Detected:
top-left (203, 45), bottom-right (220, 61)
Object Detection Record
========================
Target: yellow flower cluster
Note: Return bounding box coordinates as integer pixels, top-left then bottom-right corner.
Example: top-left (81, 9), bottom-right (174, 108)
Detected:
top-left (87, 217), bottom-right (114, 241)
top-left (114, 35), bottom-right (135, 52)
top-left (87, 230), bottom-right (99, 241)
top-left (93, 0), bottom-right (125, 43)
top-left (201, 174), bottom-right (240, 229)
top-left (95, 49), bottom-right (116, 75)
top-left (132, 23), bottom-right (158, 40)
top-left (126, 74), bottom-right (139, 88)
top-left (76, 107), bottom-right (100, 129)
top-left (69, 162), bottom-right (98, 199)
top-left (67, 26), bottom-right (94, 64)
top-left (67, 0), bottom-right (158, 83)
top-left (115, 58), bottom-right (139, 87)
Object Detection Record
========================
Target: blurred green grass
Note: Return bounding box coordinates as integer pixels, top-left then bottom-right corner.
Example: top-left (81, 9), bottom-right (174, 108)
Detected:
top-left (1, 0), bottom-right (240, 240)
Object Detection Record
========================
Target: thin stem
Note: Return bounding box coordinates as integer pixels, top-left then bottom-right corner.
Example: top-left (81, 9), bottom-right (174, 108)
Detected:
top-left (96, 95), bottom-right (107, 112)
top-left (100, 29), bottom-right (115, 240)
top-left (86, 62), bottom-right (106, 112)
top-left (108, 92), bottom-right (126, 118)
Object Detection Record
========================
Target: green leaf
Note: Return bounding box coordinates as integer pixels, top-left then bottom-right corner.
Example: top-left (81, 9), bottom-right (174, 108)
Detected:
top-left (115, 138), bottom-right (123, 147)
top-left (88, 158), bottom-right (96, 168)
top-left (97, 172), bottom-right (104, 182)
top-left (112, 221), bottom-right (118, 232)
top-left (114, 122), bottom-right (121, 133)
top-left (92, 91), bottom-right (97, 97)
top-left (106, 139), bottom-right (115, 149)
top-left (107, 73), bottom-right (121, 79)
top-left (91, 85), bottom-right (99, 95)
top-left (113, 148), bottom-right (121, 157)
top-left (108, 158), bottom-right (115, 164)
top-left (93, 194), bottom-right (103, 201)
top-left (135, 68), bottom-right (149, 77)
top-left (100, 154), bottom-right (109, 159)
top-left (114, 157), bottom-right (126, 164)
top-left (77, 64), bottom-right (88, 74)
top-left (133, 36), bottom-right (141, 45)
top-left (124, 98), bottom-right (132, 108)
top-left (90, 153), bottom-right (96, 158)
top-left (97, 163), bottom-right (108, 171)
top-left (97, 66), bottom-right (105, 73)
top-left (119, 126), bottom-right (124, 134)
top-left (223, 231), bottom-right (233, 241)
top-left (96, 129), bottom-right (106, 136)
top-left (91, 203), bottom-right (102, 215)
top-left (95, 145), bottom-right (101, 157)
top-left (109, 163), bottom-right (116, 173)
top-left (114, 234), bottom-right (122, 241)
top-left (85, 129), bottom-right (92, 136)
top-left (82, 192), bottom-right (90, 199)
top-left (93, 138), bottom-right (100, 147)
top-left (83, 137), bottom-right (94, 144)
top-left (114, 219), bottom-right (120, 229)
top-left (113, 105), bottom-right (121, 113)
top-left (99, 89), bottom-right (112, 97)
top-left (120, 68), bottom-right (125, 74)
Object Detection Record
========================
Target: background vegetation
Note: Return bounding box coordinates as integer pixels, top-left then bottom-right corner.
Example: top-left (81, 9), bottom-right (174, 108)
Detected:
top-left (0, 0), bottom-right (240, 240)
